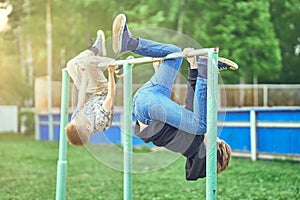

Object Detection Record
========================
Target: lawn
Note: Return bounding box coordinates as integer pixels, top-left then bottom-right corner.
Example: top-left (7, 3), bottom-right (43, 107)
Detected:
top-left (0, 133), bottom-right (299, 200)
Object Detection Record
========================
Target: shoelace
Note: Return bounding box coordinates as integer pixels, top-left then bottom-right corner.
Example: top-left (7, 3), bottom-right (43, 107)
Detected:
top-left (218, 62), bottom-right (229, 71)
top-left (124, 23), bottom-right (132, 38)
top-left (197, 58), bottom-right (229, 71)
top-left (87, 39), bottom-right (95, 49)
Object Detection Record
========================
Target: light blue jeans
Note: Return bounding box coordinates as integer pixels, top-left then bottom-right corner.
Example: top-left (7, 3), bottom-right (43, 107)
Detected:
top-left (133, 38), bottom-right (207, 135)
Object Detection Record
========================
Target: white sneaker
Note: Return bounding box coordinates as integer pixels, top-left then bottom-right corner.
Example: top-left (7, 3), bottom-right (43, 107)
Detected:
top-left (92, 30), bottom-right (106, 56)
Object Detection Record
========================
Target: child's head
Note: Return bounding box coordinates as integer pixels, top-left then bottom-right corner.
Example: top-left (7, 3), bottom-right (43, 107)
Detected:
top-left (216, 138), bottom-right (231, 173)
top-left (65, 112), bottom-right (93, 146)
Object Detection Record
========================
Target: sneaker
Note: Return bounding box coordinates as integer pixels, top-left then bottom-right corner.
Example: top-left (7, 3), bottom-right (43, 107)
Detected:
top-left (112, 13), bottom-right (132, 53)
top-left (91, 30), bottom-right (106, 56)
top-left (198, 56), bottom-right (239, 71)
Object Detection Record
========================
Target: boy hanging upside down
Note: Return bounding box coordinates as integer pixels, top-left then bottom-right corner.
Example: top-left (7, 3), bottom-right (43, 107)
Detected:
top-left (112, 13), bottom-right (238, 180)
top-left (65, 30), bottom-right (122, 146)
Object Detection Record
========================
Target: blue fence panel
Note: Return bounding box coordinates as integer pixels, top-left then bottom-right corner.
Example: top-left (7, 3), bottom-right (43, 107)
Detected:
top-left (37, 108), bottom-right (300, 156)
top-left (39, 115), bottom-right (49, 122)
top-left (54, 124), bottom-right (60, 141)
top-left (40, 124), bottom-right (49, 140)
top-left (257, 109), bottom-right (300, 122)
top-left (218, 110), bottom-right (249, 122)
top-left (219, 127), bottom-right (251, 152)
top-left (257, 127), bottom-right (300, 155)
top-left (89, 126), bottom-right (121, 144)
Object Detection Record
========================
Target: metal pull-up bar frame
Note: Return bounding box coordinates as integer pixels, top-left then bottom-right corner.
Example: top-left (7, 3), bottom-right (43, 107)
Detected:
top-left (55, 48), bottom-right (219, 200)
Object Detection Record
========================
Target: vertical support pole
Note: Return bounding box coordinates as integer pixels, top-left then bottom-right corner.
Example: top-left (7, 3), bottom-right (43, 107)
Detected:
top-left (250, 109), bottom-right (257, 161)
top-left (120, 112), bottom-right (124, 146)
top-left (253, 76), bottom-right (258, 107)
top-left (123, 63), bottom-right (133, 200)
top-left (56, 69), bottom-right (70, 200)
top-left (34, 114), bottom-right (40, 140)
top-left (263, 85), bottom-right (268, 107)
top-left (206, 48), bottom-right (218, 200)
top-left (46, 0), bottom-right (53, 141)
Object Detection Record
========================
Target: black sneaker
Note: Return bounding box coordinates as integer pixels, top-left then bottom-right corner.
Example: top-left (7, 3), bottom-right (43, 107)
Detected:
top-left (198, 56), bottom-right (239, 71)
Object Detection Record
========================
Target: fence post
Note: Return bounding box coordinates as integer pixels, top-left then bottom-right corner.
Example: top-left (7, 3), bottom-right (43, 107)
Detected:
top-left (263, 85), bottom-right (268, 107)
top-left (250, 109), bottom-right (257, 161)
top-left (34, 114), bottom-right (40, 140)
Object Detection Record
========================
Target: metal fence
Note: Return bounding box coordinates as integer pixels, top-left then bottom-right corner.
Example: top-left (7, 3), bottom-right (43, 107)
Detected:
top-left (220, 84), bottom-right (300, 107)
top-left (113, 84), bottom-right (300, 108)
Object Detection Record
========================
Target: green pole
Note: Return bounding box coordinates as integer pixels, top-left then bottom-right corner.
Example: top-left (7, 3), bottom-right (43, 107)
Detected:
top-left (56, 68), bottom-right (70, 200)
top-left (206, 48), bottom-right (219, 200)
top-left (123, 63), bottom-right (133, 200)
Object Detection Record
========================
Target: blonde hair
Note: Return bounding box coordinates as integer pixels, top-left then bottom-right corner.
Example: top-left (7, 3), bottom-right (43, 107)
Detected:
top-left (217, 140), bottom-right (232, 173)
top-left (65, 121), bottom-right (90, 146)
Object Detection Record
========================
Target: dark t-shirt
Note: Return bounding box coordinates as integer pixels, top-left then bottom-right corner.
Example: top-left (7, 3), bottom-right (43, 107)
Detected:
top-left (134, 120), bottom-right (206, 180)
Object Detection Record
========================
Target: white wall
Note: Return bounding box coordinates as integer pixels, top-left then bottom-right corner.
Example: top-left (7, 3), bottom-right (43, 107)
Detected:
top-left (0, 105), bottom-right (18, 133)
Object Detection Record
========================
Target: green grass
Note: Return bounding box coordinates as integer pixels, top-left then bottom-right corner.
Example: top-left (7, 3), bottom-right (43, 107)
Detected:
top-left (0, 133), bottom-right (299, 200)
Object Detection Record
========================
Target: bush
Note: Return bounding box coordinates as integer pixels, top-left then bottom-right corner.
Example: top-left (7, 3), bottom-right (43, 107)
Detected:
top-left (19, 109), bottom-right (35, 135)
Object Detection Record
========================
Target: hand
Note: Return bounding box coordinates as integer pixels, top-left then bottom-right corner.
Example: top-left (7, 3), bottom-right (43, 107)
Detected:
top-left (152, 59), bottom-right (162, 71)
top-left (107, 66), bottom-right (115, 73)
top-left (183, 48), bottom-right (197, 69)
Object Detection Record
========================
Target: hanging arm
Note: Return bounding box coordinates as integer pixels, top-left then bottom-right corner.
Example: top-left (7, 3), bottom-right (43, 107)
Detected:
top-left (101, 66), bottom-right (116, 112)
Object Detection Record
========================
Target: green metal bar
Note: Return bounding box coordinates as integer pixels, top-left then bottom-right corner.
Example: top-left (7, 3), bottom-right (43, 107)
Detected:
top-left (206, 48), bottom-right (219, 200)
top-left (56, 68), bottom-right (70, 200)
top-left (123, 63), bottom-right (133, 200)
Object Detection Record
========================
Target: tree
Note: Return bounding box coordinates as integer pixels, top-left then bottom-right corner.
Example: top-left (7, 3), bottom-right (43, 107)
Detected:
top-left (0, 1), bottom-right (32, 105)
top-left (270, 0), bottom-right (300, 83)
top-left (1, 0), bottom-right (297, 105)
top-left (184, 0), bottom-right (282, 83)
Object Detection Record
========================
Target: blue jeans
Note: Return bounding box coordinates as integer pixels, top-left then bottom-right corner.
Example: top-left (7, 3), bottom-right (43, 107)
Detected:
top-left (133, 38), bottom-right (207, 135)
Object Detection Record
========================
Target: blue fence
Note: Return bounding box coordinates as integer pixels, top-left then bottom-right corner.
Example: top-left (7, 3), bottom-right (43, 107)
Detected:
top-left (35, 107), bottom-right (300, 159)
top-left (217, 108), bottom-right (300, 160)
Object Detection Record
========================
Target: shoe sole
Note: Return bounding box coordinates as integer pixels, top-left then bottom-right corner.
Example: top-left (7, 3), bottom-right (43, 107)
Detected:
top-left (199, 56), bottom-right (239, 70)
top-left (93, 30), bottom-right (107, 56)
top-left (112, 14), bottom-right (126, 53)
top-left (218, 57), bottom-right (238, 70)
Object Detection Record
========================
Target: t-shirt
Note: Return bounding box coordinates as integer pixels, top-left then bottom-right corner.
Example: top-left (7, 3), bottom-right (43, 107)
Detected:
top-left (134, 120), bottom-right (207, 180)
top-left (82, 95), bottom-right (113, 133)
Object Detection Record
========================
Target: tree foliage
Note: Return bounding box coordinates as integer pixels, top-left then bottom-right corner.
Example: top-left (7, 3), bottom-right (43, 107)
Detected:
top-left (0, 0), bottom-right (299, 105)
top-left (269, 0), bottom-right (300, 83)
top-left (186, 0), bottom-right (282, 83)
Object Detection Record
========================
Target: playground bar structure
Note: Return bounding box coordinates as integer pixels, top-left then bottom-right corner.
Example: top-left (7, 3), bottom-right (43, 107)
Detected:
top-left (55, 48), bottom-right (219, 200)
top-left (123, 62), bottom-right (133, 200)
top-left (206, 48), bottom-right (219, 200)
top-left (55, 69), bottom-right (70, 200)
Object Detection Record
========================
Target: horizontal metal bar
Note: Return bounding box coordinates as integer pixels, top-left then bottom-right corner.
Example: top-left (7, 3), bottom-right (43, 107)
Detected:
top-left (218, 107), bottom-right (300, 112)
top-left (218, 121), bottom-right (300, 128)
top-left (257, 122), bottom-right (300, 128)
top-left (98, 48), bottom-right (215, 67)
top-left (232, 152), bottom-right (300, 161)
top-left (38, 120), bottom-right (300, 128)
top-left (218, 122), bottom-right (250, 127)
top-left (39, 121), bottom-right (60, 125)
top-left (258, 153), bottom-right (300, 161)
top-left (221, 84), bottom-right (300, 89)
